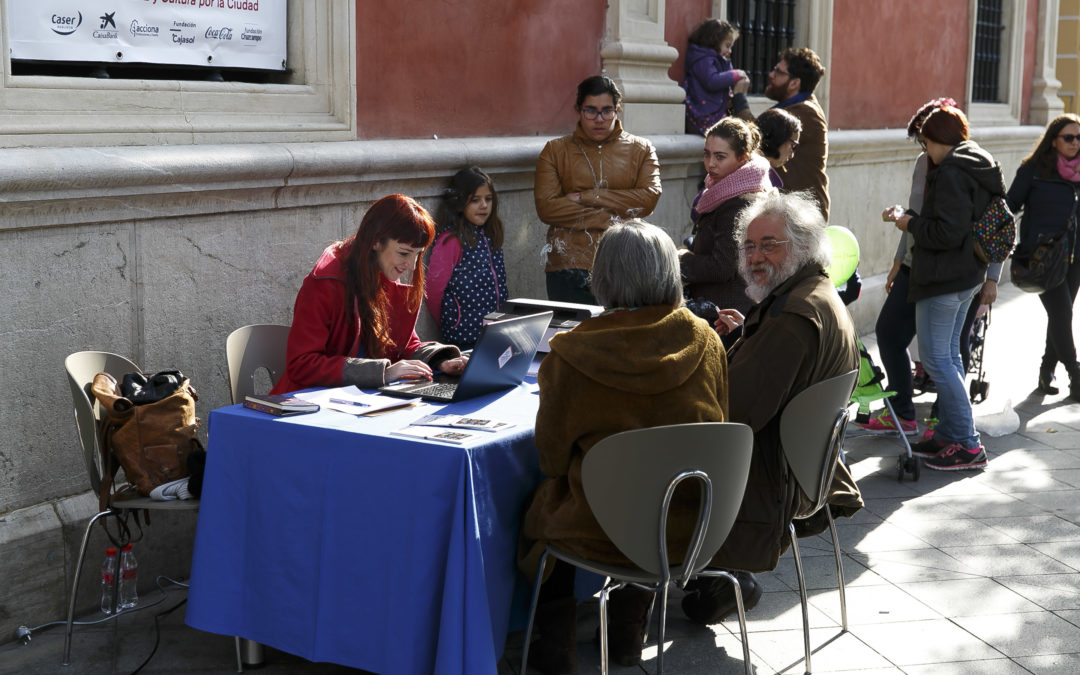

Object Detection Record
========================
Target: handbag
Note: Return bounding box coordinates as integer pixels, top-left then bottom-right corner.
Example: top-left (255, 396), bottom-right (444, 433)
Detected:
top-left (1011, 202), bottom-right (1076, 293)
top-left (91, 370), bottom-right (203, 506)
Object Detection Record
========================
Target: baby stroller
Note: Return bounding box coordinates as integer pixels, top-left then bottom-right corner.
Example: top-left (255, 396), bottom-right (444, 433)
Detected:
top-left (911, 304), bottom-right (992, 405)
top-left (851, 338), bottom-right (920, 481)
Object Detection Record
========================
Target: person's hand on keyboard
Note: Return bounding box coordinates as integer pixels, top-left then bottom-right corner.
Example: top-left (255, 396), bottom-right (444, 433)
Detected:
top-left (387, 359), bottom-right (433, 382)
top-left (438, 355), bottom-right (469, 376)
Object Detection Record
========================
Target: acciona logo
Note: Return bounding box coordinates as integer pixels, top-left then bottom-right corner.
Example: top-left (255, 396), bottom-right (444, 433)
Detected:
top-left (130, 20), bottom-right (160, 38)
top-left (51, 12), bottom-right (82, 35)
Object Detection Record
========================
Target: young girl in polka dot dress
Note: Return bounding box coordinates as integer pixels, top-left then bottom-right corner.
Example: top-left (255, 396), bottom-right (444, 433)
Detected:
top-left (427, 167), bottom-right (510, 349)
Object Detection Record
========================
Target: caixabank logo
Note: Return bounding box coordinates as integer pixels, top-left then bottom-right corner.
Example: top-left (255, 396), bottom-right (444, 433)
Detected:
top-left (93, 11), bottom-right (118, 39)
top-left (51, 11), bottom-right (82, 35)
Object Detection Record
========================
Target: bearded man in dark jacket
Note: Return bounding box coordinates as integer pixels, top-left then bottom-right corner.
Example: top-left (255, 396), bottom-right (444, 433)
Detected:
top-left (682, 190), bottom-right (864, 625)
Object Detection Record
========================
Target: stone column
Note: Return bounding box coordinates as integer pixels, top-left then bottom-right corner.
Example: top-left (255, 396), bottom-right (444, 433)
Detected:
top-left (1031, 0), bottom-right (1065, 124)
top-left (601, 0), bottom-right (684, 135)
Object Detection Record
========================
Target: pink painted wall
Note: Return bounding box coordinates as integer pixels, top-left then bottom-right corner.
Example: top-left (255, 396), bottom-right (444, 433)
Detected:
top-left (829, 0), bottom-right (970, 129)
top-left (666, 0), bottom-right (713, 84)
top-left (355, 1), bottom-right (605, 139)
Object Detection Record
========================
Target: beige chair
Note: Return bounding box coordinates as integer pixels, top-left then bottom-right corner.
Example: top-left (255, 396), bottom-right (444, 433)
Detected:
top-left (62, 351), bottom-right (200, 666)
top-left (522, 422), bottom-right (755, 675)
top-left (225, 324), bottom-right (290, 404)
top-left (224, 324), bottom-right (290, 668)
top-left (779, 369), bottom-right (859, 675)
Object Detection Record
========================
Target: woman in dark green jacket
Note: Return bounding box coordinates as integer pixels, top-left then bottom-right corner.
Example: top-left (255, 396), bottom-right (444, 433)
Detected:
top-left (1006, 113), bottom-right (1080, 398)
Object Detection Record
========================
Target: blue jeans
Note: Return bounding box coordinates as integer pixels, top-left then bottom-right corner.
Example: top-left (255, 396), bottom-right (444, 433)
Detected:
top-left (915, 285), bottom-right (980, 448)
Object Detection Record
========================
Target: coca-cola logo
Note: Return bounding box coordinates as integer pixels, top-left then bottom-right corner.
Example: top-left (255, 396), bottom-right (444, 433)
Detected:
top-left (51, 12), bottom-right (82, 35)
top-left (204, 26), bottom-right (233, 40)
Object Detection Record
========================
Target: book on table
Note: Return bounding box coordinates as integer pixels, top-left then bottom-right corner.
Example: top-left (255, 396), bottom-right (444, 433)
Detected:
top-left (410, 413), bottom-right (515, 432)
top-left (390, 426), bottom-right (482, 445)
top-left (243, 394), bottom-right (320, 416)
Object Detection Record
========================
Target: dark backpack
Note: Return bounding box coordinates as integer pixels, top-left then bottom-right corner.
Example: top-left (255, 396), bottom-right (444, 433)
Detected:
top-left (972, 195), bottom-right (1016, 264)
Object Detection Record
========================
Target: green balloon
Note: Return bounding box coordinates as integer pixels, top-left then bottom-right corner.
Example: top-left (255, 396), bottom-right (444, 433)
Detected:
top-left (825, 225), bottom-right (860, 287)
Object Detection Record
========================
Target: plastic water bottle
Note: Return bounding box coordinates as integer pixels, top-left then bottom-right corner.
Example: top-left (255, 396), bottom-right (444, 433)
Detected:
top-left (100, 547), bottom-right (118, 614)
top-left (118, 543), bottom-right (138, 610)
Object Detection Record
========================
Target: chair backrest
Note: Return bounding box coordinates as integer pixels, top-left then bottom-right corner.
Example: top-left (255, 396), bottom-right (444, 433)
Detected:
top-left (581, 422), bottom-right (754, 578)
top-left (778, 369), bottom-right (858, 515)
top-left (64, 351), bottom-right (141, 495)
top-left (225, 324), bottom-right (290, 404)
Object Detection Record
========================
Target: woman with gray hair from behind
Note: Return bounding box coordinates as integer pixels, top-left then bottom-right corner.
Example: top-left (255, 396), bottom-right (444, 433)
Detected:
top-left (517, 219), bottom-right (730, 674)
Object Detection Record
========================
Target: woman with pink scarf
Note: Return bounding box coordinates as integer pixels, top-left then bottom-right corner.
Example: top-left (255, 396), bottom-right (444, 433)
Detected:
top-left (680, 117), bottom-right (772, 345)
top-left (1007, 113), bottom-right (1080, 399)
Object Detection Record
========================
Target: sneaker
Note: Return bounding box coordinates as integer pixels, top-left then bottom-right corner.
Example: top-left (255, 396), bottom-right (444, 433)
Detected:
top-left (910, 437), bottom-right (946, 458)
top-left (856, 409), bottom-right (918, 436)
top-left (920, 417), bottom-right (938, 442)
top-left (149, 477), bottom-right (193, 501)
top-left (924, 444), bottom-right (988, 471)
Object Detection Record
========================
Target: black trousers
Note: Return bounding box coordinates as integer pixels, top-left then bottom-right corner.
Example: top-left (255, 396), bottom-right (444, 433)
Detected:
top-left (546, 269), bottom-right (598, 306)
top-left (1038, 256), bottom-right (1080, 376)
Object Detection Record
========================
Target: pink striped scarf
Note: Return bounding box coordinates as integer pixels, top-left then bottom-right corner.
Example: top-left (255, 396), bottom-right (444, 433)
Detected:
top-left (696, 154), bottom-right (772, 215)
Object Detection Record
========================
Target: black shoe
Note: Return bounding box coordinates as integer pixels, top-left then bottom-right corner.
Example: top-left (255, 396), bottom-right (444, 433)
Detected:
top-left (923, 443), bottom-right (988, 471)
top-left (1038, 371), bottom-right (1059, 395)
top-left (682, 571), bottom-right (762, 625)
top-left (910, 437), bottom-right (946, 459)
top-left (528, 598), bottom-right (578, 675)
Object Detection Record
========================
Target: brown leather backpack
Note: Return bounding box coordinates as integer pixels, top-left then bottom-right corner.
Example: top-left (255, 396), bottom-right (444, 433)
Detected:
top-left (91, 371), bottom-right (202, 506)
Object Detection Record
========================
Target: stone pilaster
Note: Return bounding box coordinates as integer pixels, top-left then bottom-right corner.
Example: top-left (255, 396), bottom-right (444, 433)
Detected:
top-left (1031, 0), bottom-right (1066, 124)
top-left (601, 0), bottom-right (684, 135)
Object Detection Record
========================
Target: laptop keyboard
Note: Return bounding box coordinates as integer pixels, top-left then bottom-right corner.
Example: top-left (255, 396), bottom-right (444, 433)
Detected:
top-left (408, 383), bottom-right (458, 399)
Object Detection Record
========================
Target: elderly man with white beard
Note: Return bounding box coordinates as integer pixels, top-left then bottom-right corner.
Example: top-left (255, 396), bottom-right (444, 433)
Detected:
top-left (680, 190), bottom-right (865, 626)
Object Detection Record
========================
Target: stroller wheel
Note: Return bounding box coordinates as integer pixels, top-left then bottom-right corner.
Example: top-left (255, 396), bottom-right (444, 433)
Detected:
top-left (969, 379), bottom-right (989, 404)
top-left (897, 453), bottom-right (921, 481)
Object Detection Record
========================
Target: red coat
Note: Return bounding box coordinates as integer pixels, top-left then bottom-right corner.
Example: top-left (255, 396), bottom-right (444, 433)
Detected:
top-left (271, 242), bottom-right (427, 394)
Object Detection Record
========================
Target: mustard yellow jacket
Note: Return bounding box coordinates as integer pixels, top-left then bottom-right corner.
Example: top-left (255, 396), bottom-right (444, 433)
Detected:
top-left (534, 120), bottom-right (661, 271)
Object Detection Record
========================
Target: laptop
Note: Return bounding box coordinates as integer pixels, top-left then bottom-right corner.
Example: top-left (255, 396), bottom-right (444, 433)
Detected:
top-left (378, 311), bottom-right (553, 402)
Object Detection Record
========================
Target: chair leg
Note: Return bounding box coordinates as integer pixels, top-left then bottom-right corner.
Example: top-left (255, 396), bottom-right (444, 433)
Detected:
top-left (234, 636), bottom-right (243, 672)
top-left (598, 584), bottom-right (611, 675)
top-left (789, 523), bottom-right (812, 674)
top-left (63, 509), bottom-right (112, 666)
top-left (656, 583), bottom-right (668, 675)
top-left (826, 507), bottom-right (848, 631)
top-left (520, 551), bottom-right (549, 674)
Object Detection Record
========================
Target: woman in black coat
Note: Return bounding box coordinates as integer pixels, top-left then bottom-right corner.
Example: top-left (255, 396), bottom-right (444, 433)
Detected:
top-left (1006, 113), bottom-right (1080, 399)
top-left (887, 106), bottom-right (1005, 472)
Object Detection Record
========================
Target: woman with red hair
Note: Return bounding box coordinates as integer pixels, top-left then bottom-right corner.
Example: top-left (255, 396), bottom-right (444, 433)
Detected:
top-left (272, 194), bottom-right (467, 394)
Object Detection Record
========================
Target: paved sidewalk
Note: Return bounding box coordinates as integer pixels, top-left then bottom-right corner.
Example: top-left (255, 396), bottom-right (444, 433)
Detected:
top-left (5, 282), bottom-right (1080, 674)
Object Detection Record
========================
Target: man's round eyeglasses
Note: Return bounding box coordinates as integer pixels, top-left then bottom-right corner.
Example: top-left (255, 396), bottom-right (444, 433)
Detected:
top-left (738, 240), bottom-right (790, 256)
top-left (581, 107), bottom-right (618, 121)
top-left (770, 66), bottom-right (791, 77)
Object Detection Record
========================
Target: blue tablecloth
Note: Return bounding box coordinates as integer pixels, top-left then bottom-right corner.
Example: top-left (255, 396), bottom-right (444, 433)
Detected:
top-left (185, 383), bottom-right (542, 674)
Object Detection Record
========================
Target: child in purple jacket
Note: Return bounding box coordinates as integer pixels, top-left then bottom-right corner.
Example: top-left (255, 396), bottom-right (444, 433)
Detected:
top-left (682, 19), bottom-right (748, 136)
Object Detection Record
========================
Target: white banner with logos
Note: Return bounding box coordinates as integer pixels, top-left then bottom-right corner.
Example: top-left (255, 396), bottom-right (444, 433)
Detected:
top-left (7, 0), bottom-right (286, 71)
